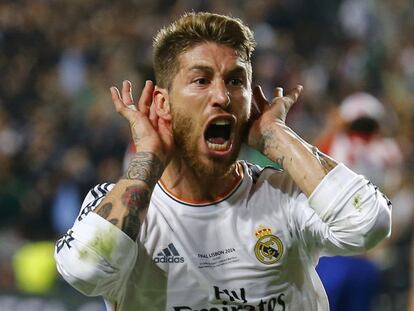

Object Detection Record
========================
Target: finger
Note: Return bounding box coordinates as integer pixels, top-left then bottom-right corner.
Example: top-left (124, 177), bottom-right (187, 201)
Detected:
top-left (110, 86), bottom-right (123, 111)
top-left (273, 87), bottom-right (283, 98)
top-left (122, 80), bottom-right (134, 106)
top-left (110, 86), bottom-right (133, 121)
top-left (285, 85), bottom-right (303, 104)
top-left (137, 80), bottom-right (154, 115)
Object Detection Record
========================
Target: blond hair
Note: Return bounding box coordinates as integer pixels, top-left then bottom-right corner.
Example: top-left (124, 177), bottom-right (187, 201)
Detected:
top-left (153, 12), bottom-right (256, 88)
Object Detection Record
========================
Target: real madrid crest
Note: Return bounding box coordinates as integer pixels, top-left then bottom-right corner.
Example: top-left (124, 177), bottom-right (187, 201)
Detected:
top-left (254, 226), bottom-right (283, 265)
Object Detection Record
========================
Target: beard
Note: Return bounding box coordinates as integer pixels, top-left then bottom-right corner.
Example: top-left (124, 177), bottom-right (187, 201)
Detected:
top-left (171, 108), bottom-right (243, 178)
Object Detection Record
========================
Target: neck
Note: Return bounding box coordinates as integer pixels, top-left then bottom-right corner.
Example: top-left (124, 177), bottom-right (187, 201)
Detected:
top-left (160, 157), bottom-right (242, 203)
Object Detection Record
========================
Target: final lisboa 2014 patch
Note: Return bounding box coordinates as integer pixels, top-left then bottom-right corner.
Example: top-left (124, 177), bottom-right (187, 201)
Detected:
top-left (254, 226), bottom-right (283, 265)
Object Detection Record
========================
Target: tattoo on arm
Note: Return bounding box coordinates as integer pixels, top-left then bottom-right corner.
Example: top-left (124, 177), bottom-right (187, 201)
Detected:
top-left (94, 152), bottom-right (163, 240)
top-left (120, 186), bottom-right (150, 239)
top-left (95, 185), bottom-right (151, 240)
top-left (109, 219), bottom-right (119, 225)
top-left (119, 152), bottom-right (162, 239)
top-left (257, 129), bottom-right (274, 154)
top-left (258, 127), bottom-right (337, 174)
top-left (96, 203), bottom-right (113, 219)
top-left (258, 129), bottom-right (284, 168)
top-left (122, 152), bottom-right (164, 188)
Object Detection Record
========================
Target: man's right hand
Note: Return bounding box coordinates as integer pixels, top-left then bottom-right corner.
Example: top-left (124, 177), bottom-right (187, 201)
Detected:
top-left (110, 80), bottom-right (174, 167)
top-left (91, 80), bottom-right (174, 241)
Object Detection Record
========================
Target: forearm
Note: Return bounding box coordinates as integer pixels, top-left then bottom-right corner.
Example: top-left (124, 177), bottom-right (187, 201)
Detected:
top-left (260, 122), bottom-right (337, 197)
top-left (93, 152), bottom-right (164, 240)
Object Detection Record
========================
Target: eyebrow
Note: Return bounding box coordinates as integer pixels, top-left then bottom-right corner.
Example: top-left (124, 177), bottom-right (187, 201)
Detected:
top-left (187, 65), bottom-right (214, 75)
top-left (226, 66), bottom-right (247, 77)
top-left (187, 65), bottom-right (247, 77)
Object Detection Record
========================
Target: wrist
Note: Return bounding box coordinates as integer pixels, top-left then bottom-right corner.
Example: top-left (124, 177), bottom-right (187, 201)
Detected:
top-left (260, 122), bottom-right (288, 154)
top-left (134, 139), bottom-right (169, 167)
top-left (261, 123), bottom-right (308, 170)
top-left (135, 147), bottom-right (168, 168)
top-left (123, 152), bottom-right (165, 188)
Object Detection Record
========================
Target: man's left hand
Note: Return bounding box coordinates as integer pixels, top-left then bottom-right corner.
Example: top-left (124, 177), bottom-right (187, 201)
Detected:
top-left (247, 84), bottom-right (303, 153)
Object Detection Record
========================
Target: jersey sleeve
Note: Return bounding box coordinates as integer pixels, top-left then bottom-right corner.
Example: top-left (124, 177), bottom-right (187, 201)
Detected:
top-left (54, 183), bottom-right (138, 300)
top-left (288, 163), bottom-right (392, 257)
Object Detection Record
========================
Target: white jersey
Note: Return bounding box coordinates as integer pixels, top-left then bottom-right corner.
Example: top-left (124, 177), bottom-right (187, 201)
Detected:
top-left (55, 161), bottom-right (391, 311)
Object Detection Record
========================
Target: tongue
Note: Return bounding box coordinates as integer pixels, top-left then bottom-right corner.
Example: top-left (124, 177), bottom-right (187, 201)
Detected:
top-left (207, 137), bottom-right (226, 144)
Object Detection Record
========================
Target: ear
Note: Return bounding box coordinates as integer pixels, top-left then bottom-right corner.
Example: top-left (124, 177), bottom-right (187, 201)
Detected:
top-left (153, 86), bottom-right (172, 121)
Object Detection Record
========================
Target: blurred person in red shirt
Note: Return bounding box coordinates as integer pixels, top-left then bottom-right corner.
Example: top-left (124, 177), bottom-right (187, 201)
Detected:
top-left (315, 92), bottom-right (403, 311)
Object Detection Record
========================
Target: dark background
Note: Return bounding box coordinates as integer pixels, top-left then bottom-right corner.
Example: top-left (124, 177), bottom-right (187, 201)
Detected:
top-left (0, 1), bottom-right (413, 310)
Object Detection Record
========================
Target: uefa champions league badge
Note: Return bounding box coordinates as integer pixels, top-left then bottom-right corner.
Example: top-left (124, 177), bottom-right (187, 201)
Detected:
top-left (254, 225), bottom-right (283, 265)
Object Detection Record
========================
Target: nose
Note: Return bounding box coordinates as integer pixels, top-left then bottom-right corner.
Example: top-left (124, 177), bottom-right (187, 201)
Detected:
top-left (211, 80), bottom-right (230, 109)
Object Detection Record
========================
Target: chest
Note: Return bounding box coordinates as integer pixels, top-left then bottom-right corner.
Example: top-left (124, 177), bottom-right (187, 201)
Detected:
top-left (139, 201), bottom-right (297, 288)
top-left (121, 189), bottom-right (308, 309)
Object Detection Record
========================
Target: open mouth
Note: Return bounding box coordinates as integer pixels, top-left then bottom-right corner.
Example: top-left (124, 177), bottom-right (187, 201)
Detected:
top-left (204, 117), bottom-right (234, 151)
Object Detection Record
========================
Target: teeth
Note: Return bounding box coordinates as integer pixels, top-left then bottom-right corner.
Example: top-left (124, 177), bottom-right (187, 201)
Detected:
top-left (206, 140), bottom-right (230, 151)
top-left (212, 119), bottom-right (230, 125)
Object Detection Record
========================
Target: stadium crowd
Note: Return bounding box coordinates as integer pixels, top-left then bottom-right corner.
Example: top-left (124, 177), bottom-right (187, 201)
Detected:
top-left (0, 0), bottom-right (413, 310)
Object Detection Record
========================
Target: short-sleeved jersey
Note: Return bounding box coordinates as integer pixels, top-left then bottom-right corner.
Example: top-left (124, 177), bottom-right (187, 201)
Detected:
top-left (55, 161), bottom-right (391, 311)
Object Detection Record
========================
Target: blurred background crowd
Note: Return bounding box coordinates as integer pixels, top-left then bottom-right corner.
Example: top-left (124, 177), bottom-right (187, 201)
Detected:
top-left (0, 0), bottom-right (413, 310)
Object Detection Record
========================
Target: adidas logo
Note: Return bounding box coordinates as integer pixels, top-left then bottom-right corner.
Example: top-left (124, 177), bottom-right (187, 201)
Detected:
top-left (153, 243), bottom-right (185, 264)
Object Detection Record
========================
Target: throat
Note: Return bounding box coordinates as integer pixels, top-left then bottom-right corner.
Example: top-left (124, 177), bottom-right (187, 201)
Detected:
top-left (160, 161), bottom-right (243, 204)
